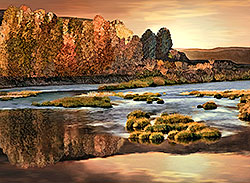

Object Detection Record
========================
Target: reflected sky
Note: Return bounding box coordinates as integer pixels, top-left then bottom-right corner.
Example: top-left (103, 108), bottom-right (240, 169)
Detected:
top-left (1, 152), bottom-right (250, 183)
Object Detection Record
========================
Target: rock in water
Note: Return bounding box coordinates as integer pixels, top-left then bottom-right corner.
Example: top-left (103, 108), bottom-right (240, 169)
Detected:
top-left (141, 29), bottom-right (157, 60)
top-left (156, 27), bottom-right (173, 61)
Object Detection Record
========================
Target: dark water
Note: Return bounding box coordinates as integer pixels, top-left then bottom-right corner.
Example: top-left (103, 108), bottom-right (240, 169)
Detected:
top-left (0, 80), bottom-right (250, 182)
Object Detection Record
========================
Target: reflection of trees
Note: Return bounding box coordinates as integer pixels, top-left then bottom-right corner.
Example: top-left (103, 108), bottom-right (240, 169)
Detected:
top-left (63, 125), bottom-right (124, 159)
top-left (0, 109), bottom-right (124, 168)
top-left (0, 109), bottom-right (64, 168)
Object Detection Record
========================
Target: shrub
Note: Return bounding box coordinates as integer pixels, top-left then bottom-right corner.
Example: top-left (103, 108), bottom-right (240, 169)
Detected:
top-left (170, 123), bottom-right (188, 131)
top-left (167, 130), bottom-right (179, 141)
top-left (129, 131), bottom-right (141, 139)
top-left (155, 114), bottom-right (194, 124)
top-left (98, 77), bottom-right (167, 91)
top-left (31, 101), bottom-right (40, 106)
top-left (126, 117), bottom-right (137, 132)
top-left (146, 98), bottom-right (153, 104)
top-left (161, 112), bottom-right (169, 117)
top-left (214, 93), bottom-right (223, 99)
top-left (138, 132), bottom-right (151, 140)
top-left (143, 92), bottom-right (162, 97)
top-left (144, 125), bottom-right (154, 132)
top-left (187, 122), bottom-right (207, 132)
top-left (196, 93), bottom-right (204, 97)
top-left (124, 94), bottom-right (136, 99)
top-left (41, 101), bottom-right (52, 106)
top-left (133, 96), bottom-right (148, 101)
top-left (0, 97), bottom-right (13, 101)
top-left (153, 124), bottom-right (171, 134)
top-left (229, 96), bottom-right (236, 100)
top-left (152, 77), bottom-right (166, 86)
top-left (37, 96), bottom-right (112, 108)
top-left (240, 95), bottom-right (248, 103)
top-left (152, 97), bottom-right (160, 101)
top-left (202, 101), bottom-right (217, 110)
top-left (199, 128), bottom-right (222, 140)
top-left (133, 118), bottom-right (151, 131)
top-left (189, 91), bottom-right (200, 95)
top-left (149, 132), bottom-right (164, 144)
top-left (157, 99), bottom-right (164, 104)
top-left (127, 110), bottom-right (150, 119)
top-left (0, 92), bottom-right (7, 96)
top-left (174, 130), bottom-right (201, 143)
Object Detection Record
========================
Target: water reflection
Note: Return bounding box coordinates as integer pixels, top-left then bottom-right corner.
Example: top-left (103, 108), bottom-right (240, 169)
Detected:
top-left (0, 109), bottom-right (250, 169)
top-left (0, 109), bottom-right (124, 168)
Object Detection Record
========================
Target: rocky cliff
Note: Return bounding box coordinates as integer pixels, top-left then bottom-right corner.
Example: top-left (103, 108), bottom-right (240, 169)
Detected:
top-left (0, 5), bottom-right (249, 88)
top-left (0, 5), bottom-right (187, 78)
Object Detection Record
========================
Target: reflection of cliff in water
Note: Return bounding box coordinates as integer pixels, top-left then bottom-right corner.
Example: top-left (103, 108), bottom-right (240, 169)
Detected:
top-left (0, 109), bottom-right (124, 168)
top-left (0, 109), bottom-right (250, 168)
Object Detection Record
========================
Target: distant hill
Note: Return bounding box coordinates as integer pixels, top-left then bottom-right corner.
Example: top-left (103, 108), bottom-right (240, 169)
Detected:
top-left (178, 47), bottom-right (250, 64)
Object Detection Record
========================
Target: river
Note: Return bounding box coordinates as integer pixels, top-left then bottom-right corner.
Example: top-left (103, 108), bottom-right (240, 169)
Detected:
top-left (0, 80), bottom-right (250, 183)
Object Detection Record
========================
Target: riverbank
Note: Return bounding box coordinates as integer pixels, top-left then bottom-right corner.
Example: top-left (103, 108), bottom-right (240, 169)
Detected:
top-left (0, 75), bottom-right (137, 89)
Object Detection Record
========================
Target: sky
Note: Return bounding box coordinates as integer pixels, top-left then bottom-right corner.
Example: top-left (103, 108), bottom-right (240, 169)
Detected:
top-left (1, 0), bottom-right (250, 48)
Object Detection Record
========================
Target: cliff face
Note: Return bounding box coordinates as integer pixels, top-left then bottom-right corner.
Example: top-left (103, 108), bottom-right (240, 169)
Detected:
top-left (0, 5), bottom-right (185, 78)
top-left (0, 5), bottom-right (249, 85)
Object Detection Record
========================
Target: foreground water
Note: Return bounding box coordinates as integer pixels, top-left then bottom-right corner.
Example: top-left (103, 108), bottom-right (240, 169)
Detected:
top-left (1, 80), bottom-right (250, 137)
top-left (0, 80), bottom-right (250, 182)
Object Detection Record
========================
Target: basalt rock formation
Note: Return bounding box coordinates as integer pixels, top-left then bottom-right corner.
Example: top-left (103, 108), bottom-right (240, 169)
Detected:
top-left (141, 29), bottom-right (157, 60)
top-left (0, 5), bottom-right (187, 79)
top-left (0, 5), bottom-right (250, 87)
top-left (155, 27), bottom-right (173, 61)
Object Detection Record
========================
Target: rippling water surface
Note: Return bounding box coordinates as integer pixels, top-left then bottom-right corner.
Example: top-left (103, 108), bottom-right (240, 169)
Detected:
top-left (0, 80), bottom-right (250, 183)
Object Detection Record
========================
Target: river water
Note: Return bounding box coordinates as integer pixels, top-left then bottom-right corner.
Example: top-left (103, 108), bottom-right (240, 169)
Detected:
top-left (0, 80), bottom-right (250, 183)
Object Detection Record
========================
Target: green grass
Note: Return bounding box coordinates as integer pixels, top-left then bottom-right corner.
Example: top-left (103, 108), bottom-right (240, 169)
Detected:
top-left (198, 128), bottom-right (222, 140)
top-left (127, 110), bottom-right (151, 119)
top-left (98, 77), bottom-right (167, 91)
top-left (125, 117), bottom-right (137, 132)
top-left (33, 96), bottom-right (112, 108)
top-left (149, 132), bottom-right (165, 144)
top-left (202, 101), bottom-right (217, 110)
top-left (128, 131), bottom-right (141, 139)
top-left (156, 99), bottom-right (164, 104)
top-left (153, 124), bottom-right (171, 134)
top-left (0, 90), bottom-right (42, 101)
top-left (155, 114), bottom-right (194, 125)
top-left (125, 110), bottom-right (222, 145)
top-left (144, 125), bottom-right (154, 132)
top-left (146, 98), bottom-right (153, 104)
top-left (132, 118), bottom-right (151, 131)
top-left (139, 132), bottom-right (151, 140)
top-left (186, 122), bottom-right (207, 132)
top-left (167, 130), bottom-right (179, 141)
top-left (0, 97), bottom-right (13, 101)
top-left (174, 130), bottom-right (201, 144)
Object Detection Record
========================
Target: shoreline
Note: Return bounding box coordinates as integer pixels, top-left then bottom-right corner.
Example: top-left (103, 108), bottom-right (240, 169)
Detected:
top-left (1, 75), bottom-right (250, 90)
top-left (0, 75), bottom-right (137, 89)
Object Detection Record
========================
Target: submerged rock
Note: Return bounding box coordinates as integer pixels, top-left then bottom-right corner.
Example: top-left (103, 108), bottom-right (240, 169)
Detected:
top-left (202, 101), bottom-right (217, 110)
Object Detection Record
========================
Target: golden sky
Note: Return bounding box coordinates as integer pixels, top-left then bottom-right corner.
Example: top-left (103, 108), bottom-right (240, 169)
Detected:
top-left (1, 0), bottom-right (250, 48)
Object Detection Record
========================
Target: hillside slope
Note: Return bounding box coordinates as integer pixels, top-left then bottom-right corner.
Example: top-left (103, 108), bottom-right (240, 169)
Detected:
top-left (179, 47), bottom-right (250, 64)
